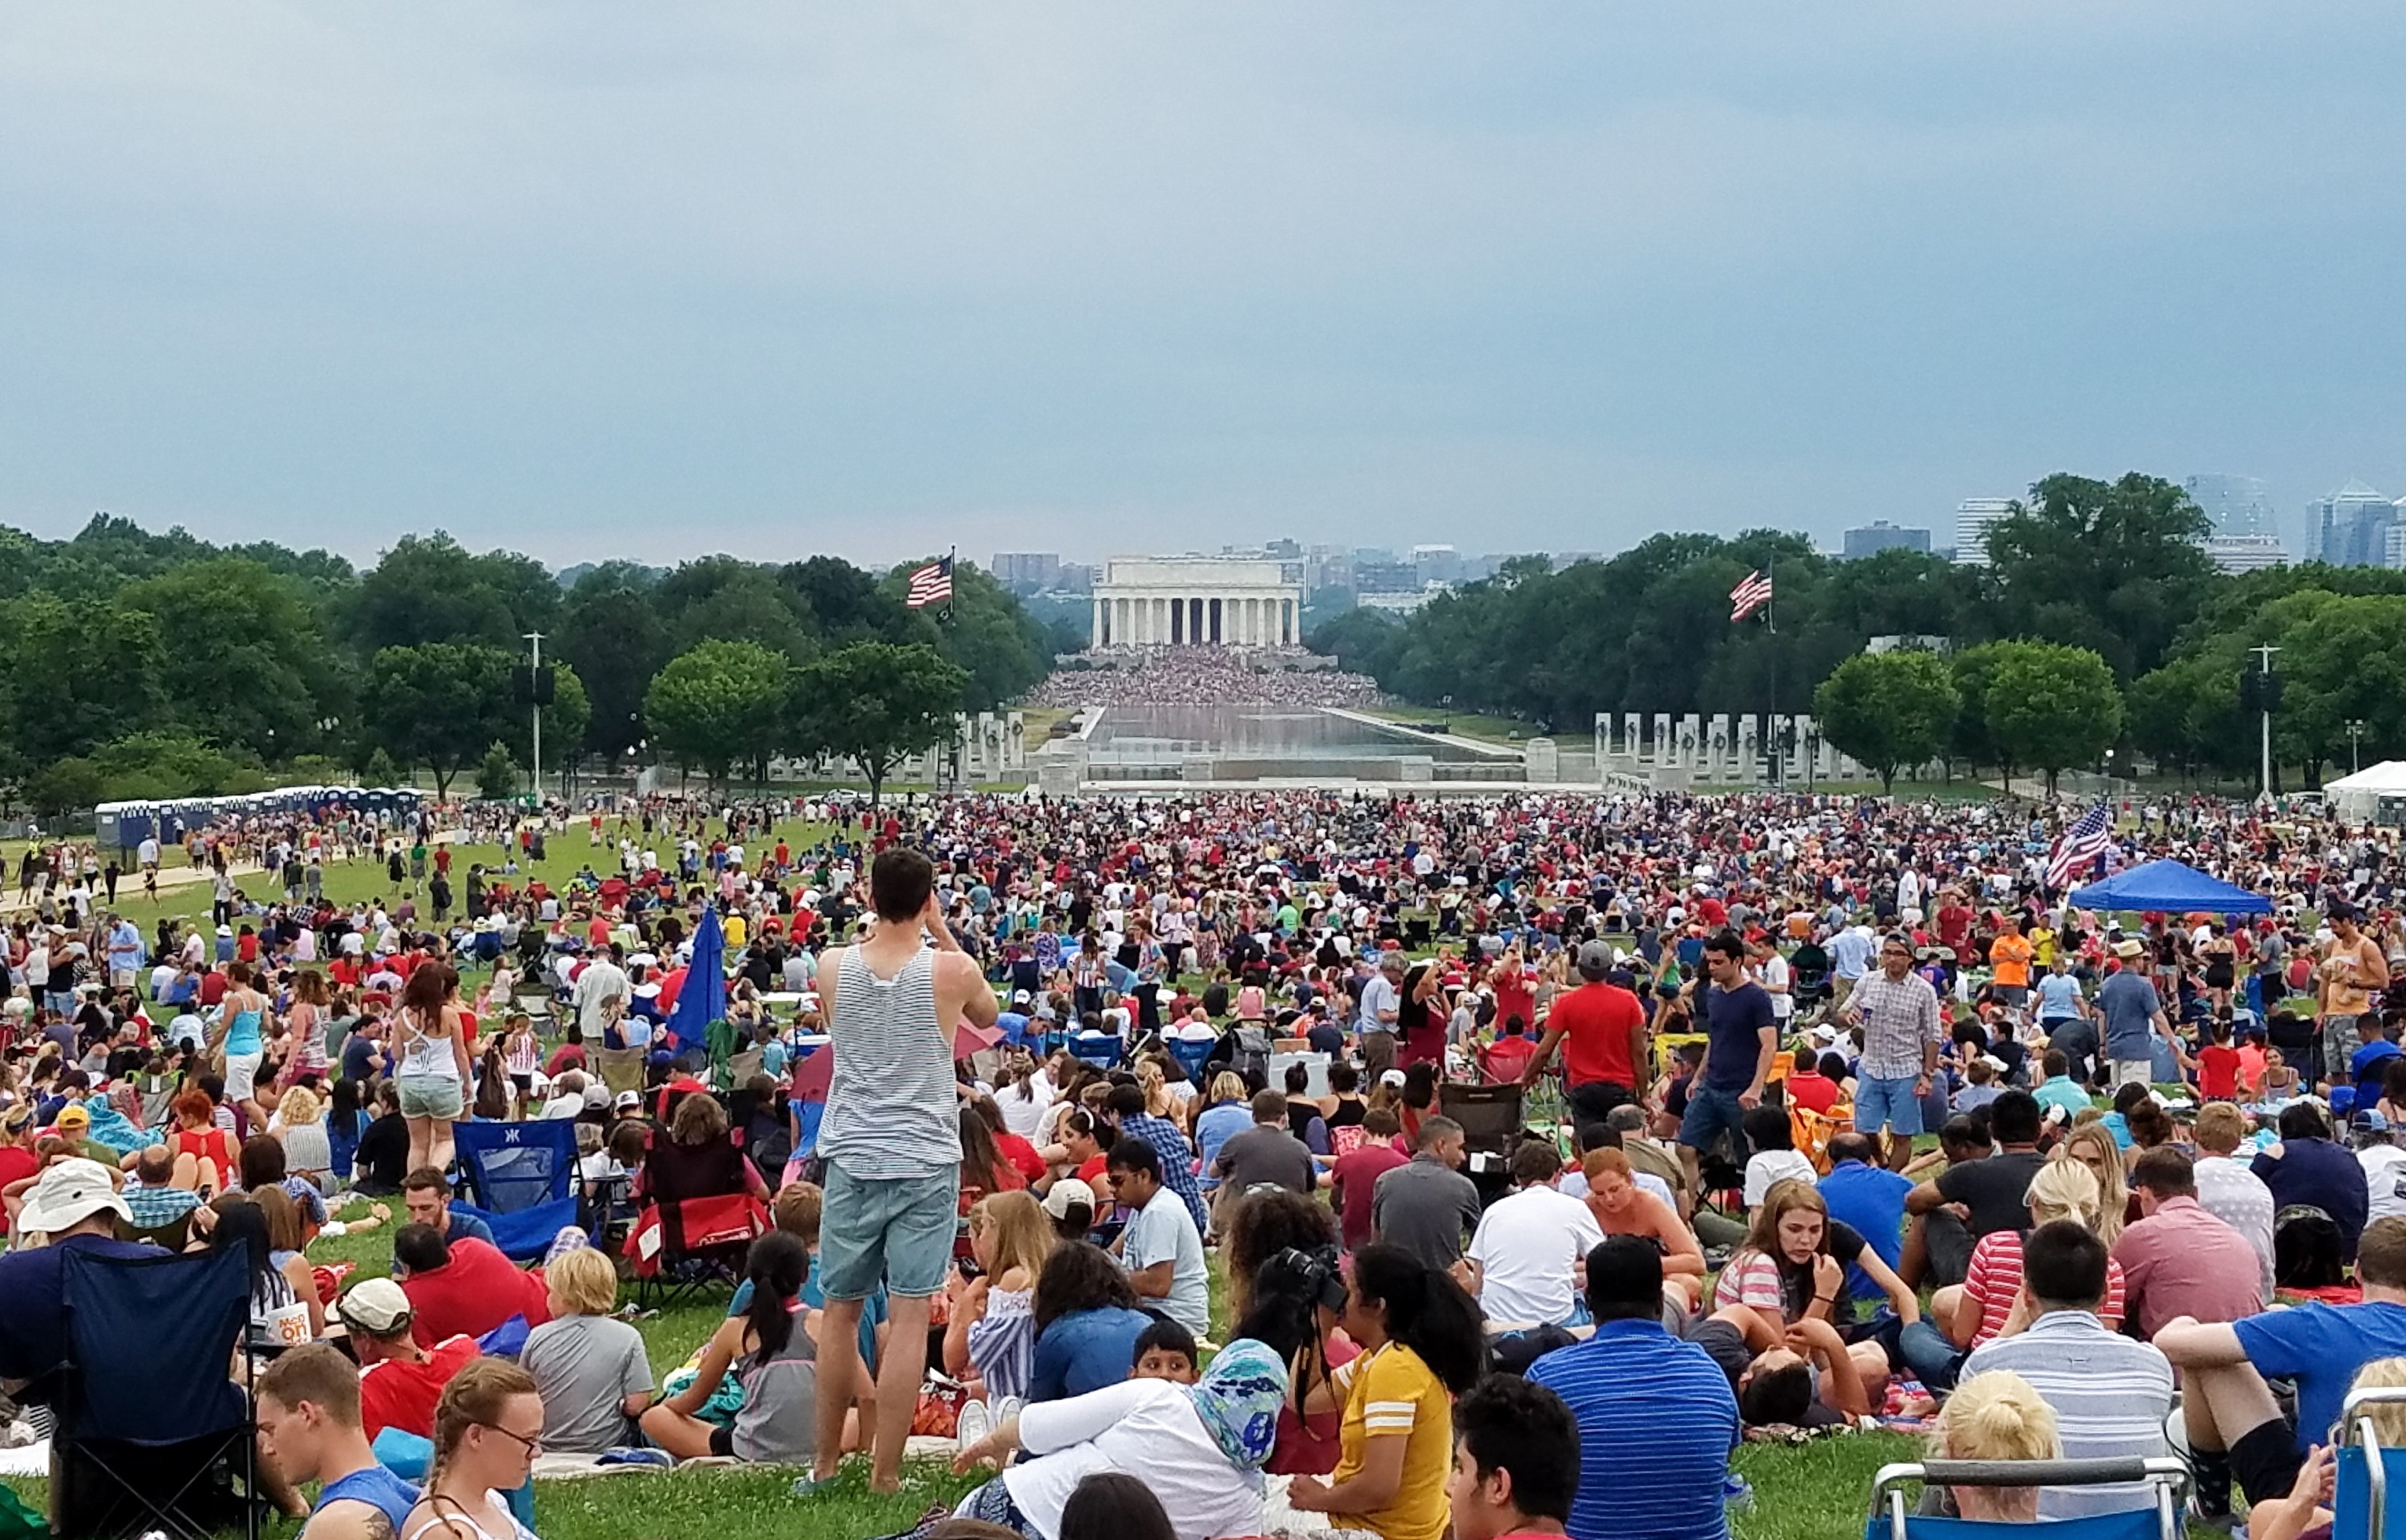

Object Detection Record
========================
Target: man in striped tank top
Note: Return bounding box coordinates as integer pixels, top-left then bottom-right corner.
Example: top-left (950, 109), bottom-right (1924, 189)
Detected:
top-left (810, 846), bottom-right (998, 1494)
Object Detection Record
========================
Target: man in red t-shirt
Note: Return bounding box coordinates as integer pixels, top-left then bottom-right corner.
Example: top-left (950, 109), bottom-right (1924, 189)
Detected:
top-left (339, 1279), bottom-right (481, 1439)
top-left (1328, 1107), bottom-right (1410, 1252)
top-left (1525, 941), bottom-right (1650, 1126)
top-left (393, 1227), bottom-right (552, 1347)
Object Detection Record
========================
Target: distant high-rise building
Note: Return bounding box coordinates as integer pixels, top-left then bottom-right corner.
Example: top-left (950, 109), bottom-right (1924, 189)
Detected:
top-left (1953, 498), bottom-right (2016, 566)
top-left (2185, 474), bottom-right (2280, 540)
top-left (2385, 525), bottom-right (2406, 572)
top-left (2309, 480), bottom-right (2395, 567)
top-left (1411, 544), bottom-right (1462, 586)
top-left (989, 552), bottom-right (1062, 593)
top-left (1841, 521), bottom-right (1932, 560)
top-left (2203, 536), bottom-right (2288, 575)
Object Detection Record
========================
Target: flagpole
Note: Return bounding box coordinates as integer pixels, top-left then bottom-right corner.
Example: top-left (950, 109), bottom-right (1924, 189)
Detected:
top-left (1766, 555), bottom-right (1781, 791)
top-left (943, 545), bottom-right (956, 625)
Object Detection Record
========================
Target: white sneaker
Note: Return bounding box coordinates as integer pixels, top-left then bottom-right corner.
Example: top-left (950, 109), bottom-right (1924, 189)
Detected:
top-left (955, 1397), bottom-right (994, 1451)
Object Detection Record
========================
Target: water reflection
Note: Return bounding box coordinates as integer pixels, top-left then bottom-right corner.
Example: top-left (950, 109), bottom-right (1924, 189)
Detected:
top-left (1086, 704), bottom-right (1495, 766)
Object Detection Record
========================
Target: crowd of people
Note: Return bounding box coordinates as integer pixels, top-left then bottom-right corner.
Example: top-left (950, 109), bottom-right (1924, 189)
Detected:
top-left (5, 782), bottom-right (2406, 1540)
top-left (1026, 649), bottom-right (1383, 709)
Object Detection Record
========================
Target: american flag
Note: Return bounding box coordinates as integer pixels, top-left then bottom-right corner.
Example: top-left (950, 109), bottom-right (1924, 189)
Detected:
top-left (1730, 569), bottom-right (1773, 622)
top-left (2046, 803), bottom-right (2114, 892)
top-left (905, 554), bottom-right (954, 609)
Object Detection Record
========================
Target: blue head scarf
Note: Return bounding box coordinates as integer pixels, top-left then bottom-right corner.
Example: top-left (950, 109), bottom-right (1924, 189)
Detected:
top-left (1187, 1337), bottom-right (1290, 1475)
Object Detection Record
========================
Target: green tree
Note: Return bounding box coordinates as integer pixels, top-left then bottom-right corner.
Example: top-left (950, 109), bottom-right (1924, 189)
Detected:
top-left (557, 578), bottom-right (671, 758)
top-left (1984, 642), bottom-right (2123, 798)
top-left (894, 562), bottom-right (1051, 713)
top-left (654, 556), bottom-right (816, 660)
top-left (0, 594), bottom-right (172, 772)
top-left (790, 642), bottom-right (970, 806)
top-left (359, 644), bottom-right (518, 800)
top-left (476, 740), bottom-right (522, 801)
top-left (643, 640), bottom-right (792, 788)
top-left (1947, 642), bottom-right (2015, 784)
top-left (1811, 650), bottom-right (1960, 794)
top-left (119, 556), bottom-right (337, 760)
top-left (344, 533), bottom-right (561, 652)
top-left (2127, 653), bottom-right (2244, 786)
top-left (1982, 473), bottom-right (2214, 682)
top-left (23, 758), bottom-right (104, 818)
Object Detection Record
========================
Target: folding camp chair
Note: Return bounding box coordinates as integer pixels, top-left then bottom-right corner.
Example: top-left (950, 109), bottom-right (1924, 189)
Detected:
top-left (451, 1118), bottom-right (584, 1262)
top-left (2336, 1383), bottom-right (2406, 1539)
top-left (1792, 1103), bottom-right (1849, 1173)
top-left (623, 1191), bottom-right (770, 1309)
top-left (55, 1246), bottom-right (257, 1540)
top-left (1166, 1036), bottom-right (1216, 1084)
top-left (1865, 1457), bottom-right (2189, 1540)
top-left (1070, 1034), bottom-right (1123, 1071)
top-left (592, 1045), bottom-right (646, 1098)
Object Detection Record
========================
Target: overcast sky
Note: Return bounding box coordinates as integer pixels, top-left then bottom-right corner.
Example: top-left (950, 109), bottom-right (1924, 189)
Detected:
top-left (3, 4), bottom-right (2402, 571)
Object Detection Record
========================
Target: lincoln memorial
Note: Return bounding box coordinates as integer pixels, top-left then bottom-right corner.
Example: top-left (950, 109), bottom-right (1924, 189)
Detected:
top-left (1088, 554), bottom-right (1305, 648)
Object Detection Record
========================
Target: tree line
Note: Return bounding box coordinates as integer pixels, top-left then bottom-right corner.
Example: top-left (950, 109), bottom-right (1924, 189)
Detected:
top-left (1310, 471), bottom-right (2406, 794)
top-left (0, 518), bottom-right (1054, 813)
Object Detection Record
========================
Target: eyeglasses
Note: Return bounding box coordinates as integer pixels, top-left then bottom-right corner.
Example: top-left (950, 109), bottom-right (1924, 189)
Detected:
top-left (478, 1423), bottom-right (543, 1456)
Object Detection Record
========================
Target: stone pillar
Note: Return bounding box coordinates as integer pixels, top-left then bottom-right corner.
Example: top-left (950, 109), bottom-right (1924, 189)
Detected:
top-left (1523, 737), bottom-right (1559, 782)
top-left (1708, 715), bottom-right (1730, 780)
top-left (1622, 714), bottom-right (1641, 761)
top-left (1651, 714), bottom-right (1671, 764)
top-left (1092, 598), bottom-right (1104, 648)
top-left (1738, 716), bottom-right (1759, 782)
top-left (1678, 714), bottom-right (1700, 768)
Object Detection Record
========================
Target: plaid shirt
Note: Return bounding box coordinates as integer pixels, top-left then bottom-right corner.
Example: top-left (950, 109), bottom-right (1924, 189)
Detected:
top-left (1117, 1112), bottom-right (1209, 1231)
top-left (122, 1183), bottom-right (203, 1231)
top-left (1843, 969), bottom-right (1944, 1080)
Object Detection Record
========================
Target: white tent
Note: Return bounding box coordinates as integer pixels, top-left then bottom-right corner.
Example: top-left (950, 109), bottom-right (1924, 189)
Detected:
top-left (2321, 760), bottom-right (2406, 823)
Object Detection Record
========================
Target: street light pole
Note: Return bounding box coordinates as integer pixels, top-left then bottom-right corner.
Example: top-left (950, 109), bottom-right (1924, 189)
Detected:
top-left (2349, 718), bottom-right (2367, 776)
top-left (2251, 643), bottom-right (2280, 805)
top-left (525, 631), bottom-right (547, 804)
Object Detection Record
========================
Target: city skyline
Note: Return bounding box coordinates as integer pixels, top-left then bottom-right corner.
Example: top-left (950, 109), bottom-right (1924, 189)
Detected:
top-left (4, 5), bottom-right (2403, 568)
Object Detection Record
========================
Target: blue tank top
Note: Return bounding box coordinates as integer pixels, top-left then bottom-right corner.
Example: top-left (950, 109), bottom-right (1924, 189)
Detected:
top-left (319, 1463), bottom-right (420, 1533)
top-left (225, 1006), bottom-right (263, 1057)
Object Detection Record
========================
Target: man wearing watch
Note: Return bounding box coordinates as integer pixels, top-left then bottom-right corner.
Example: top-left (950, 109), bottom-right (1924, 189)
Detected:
top-left (1841, 935), bottom-right (1944, 1173)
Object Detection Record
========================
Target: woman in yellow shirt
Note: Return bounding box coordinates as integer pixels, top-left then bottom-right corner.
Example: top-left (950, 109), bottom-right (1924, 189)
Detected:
top-left (1284, 1245), bottom-right (1484, 1540)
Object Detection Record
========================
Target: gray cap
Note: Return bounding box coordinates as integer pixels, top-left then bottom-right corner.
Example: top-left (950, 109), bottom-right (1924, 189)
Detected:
top-left (1577, 939), bottom-right (1615, 982)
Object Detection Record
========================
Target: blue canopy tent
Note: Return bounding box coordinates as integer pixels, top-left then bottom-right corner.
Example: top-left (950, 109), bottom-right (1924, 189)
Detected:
top-left (2068, 859), bottom-right (2271, 916)
top-left (664, 906), bottom-right (726, 1057)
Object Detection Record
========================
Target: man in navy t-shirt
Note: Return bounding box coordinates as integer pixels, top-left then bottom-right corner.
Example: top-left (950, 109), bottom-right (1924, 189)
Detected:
top-left (1678, 930), bottom-right (1777, 1195)
top-left (2159, 1215), bottom-right (2406, 1522)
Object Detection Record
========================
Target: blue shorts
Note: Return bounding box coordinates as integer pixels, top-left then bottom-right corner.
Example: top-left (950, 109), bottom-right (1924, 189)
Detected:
top-left (1678, 1085), bottom-right (1750, 1159)
top-left (1853, 1074), bottom-right (1925, 1138)
top-left (818, 1159), bottom-right (958, 1301)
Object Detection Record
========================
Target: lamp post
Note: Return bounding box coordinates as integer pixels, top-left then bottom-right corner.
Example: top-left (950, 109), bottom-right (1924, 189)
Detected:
top-left (2349, 718), bottom-right (2367, 776)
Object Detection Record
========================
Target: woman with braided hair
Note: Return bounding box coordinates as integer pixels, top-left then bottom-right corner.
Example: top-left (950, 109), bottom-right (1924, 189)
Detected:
top-left (401, 1358), bottom-right (544, 1540)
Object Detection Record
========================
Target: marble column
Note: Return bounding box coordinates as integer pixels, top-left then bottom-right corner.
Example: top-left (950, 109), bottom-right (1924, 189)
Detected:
top-left (1092, 598), bottom-right (1104, 648)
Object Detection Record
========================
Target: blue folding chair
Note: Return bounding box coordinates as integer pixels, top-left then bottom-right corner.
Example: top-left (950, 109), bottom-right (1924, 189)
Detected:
top-left (1070, 1033), bottom-right (1124, 1071)
top-left (790, 1099), bottom-right (826, 1161)
top-left (57, 1246), bottom-right (257, 1540)
top-left (1168, 1036), bottom-right (1216, 1084)
top-left (451, 1118), bottom-right (583, 1262)
top-left (2336, 1384), bottom-right (2406, 1539)
top-left (1865, 1457), bottom-right (2188, 1540)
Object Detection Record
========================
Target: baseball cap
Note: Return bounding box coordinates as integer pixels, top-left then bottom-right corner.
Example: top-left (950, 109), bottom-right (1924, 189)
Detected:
top-left (17, 1158), bottom-right (131, 1234)
top-left (337, 1278), bottom-right (415, 1336)
top-left (612, 1090), bottom-right (643, 1114)
top-left (54, 1104), bottom-right (88, 1130)
top-left (1041, 1177), bottom-right (1097, 1220)
top-left (1576, 940), bottom-right (1614, 983)
top-left (1012, 990), bottom-right (1032, 1005)
top-left (2355, 1108), bottom-right (2391, 1136)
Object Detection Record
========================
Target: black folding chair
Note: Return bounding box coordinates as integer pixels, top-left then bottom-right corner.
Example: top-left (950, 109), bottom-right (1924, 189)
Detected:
top-left (55, 1246), bottom-right (258, 1540)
